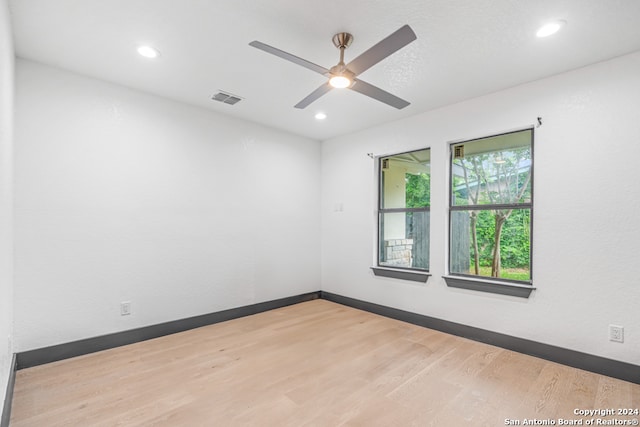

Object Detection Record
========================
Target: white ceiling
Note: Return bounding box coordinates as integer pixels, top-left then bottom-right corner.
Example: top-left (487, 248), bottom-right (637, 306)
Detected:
top-left (9, 0), bottom-right (640, 141)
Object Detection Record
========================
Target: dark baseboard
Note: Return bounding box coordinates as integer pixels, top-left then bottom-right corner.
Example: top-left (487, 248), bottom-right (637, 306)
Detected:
top-left (12, 289), bottom-right (639, 386)
top-left (320, 291), bottom-right (639, 385)
top-left (17, 291), bottom-right (320, 370)
top-left (1, 354), bottom-right (17, 427)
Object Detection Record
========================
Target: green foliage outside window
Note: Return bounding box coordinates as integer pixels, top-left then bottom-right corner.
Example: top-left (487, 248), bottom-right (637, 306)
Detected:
top-left (406, 173), bottom-right (431, 208)
top-left (451, 130), bottom-right (532, 281)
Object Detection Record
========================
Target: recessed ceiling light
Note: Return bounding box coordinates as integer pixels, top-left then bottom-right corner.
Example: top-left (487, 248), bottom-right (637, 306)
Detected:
top-left (137, 45), bottom-right (160, 58)
top-left (536, 20), bottom-right (566, 38)
top-left (315, 112), bottom-right (327, 120)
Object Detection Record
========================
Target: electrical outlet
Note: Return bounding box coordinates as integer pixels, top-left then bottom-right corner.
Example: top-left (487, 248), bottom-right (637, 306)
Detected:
top-left (120, 301), bottom-right (132, 316)
top-left (609, 325), bottom-right (624, 343)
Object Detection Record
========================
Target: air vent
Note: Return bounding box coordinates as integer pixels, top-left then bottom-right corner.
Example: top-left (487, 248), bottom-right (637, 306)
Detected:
top-left (211, 91), bottom-right (243, 105)
top-left (453, 145), bottom-right (464, 159)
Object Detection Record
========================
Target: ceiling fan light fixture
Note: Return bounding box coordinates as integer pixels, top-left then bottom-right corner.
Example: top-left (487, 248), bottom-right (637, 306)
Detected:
top-left (329, 65), bottom-right (354, 89)
top-left (329, 74), bottom-right (352, 89)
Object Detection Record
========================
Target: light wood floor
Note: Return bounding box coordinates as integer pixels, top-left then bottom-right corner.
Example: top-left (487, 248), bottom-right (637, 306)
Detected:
top-left (11, 300), bottom-right (640, 426)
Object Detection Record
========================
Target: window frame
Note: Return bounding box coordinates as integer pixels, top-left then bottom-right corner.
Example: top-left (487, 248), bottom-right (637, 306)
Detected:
top-left (445, 127), bottom-right (535, 297)
top-left (373, 148), bottom-right (431, 280)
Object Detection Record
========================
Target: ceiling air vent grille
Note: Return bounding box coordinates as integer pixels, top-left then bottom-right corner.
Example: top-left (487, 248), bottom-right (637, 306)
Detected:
top-left (212, 91), bottom-right (243, 105)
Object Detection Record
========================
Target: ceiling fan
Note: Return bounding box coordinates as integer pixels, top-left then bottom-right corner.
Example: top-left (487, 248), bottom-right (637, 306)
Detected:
top-left (249, 25), bottom-right (417, 110)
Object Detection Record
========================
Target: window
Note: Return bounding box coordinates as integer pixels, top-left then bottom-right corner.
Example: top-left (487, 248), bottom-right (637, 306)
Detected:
top-left (448, 128), bottom-right (533, 288)
top-left (377, 148), bottom-right (430, 273)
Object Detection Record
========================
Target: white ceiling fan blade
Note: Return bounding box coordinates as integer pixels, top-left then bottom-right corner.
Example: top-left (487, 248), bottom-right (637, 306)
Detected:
top-left (249, 41), bottom-right (330, 76)
top-left (294, 83), bottom-right (333, 109)
top-left (346, 25), bottom-right (417, 76)
top-left (350, 79), bottom-right (410, 109)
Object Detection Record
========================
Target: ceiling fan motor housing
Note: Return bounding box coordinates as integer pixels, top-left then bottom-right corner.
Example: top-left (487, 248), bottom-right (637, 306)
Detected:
top-left (332, 32), bottom-right (354, 49)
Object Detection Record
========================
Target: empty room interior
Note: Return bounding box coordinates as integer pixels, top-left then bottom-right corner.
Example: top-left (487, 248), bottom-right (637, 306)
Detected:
top-left (1, 0), bottom-right (640, 426)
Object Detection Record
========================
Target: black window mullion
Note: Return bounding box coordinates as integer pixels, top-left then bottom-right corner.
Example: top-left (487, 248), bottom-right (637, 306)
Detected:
top-left (380, 207), bottom-right (430, 214)
top-left (450, 203), bottom-right (531, 211)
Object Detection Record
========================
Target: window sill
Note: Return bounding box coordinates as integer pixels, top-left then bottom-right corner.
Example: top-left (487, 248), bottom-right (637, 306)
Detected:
top-left (443, 275), bottom-right (535, 298)
top-left (371, 267), bottom-right (431, 283)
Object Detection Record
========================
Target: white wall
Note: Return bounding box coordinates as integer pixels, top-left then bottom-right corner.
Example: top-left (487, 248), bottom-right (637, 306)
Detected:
top-left (14, 59), bottom-right (321, 352)
top-left (0, 0), bottom-right (13, 408)
top-left (321, 51), bottom-right (640, 365)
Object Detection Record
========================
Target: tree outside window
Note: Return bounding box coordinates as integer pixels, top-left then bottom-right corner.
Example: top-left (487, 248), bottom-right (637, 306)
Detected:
top-left (450, 129), bottom-right (533, 282)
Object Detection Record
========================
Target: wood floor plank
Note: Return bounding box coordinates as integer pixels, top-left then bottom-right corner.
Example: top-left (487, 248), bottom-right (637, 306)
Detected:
top-left (11, 300), bottom-right (640, 426)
